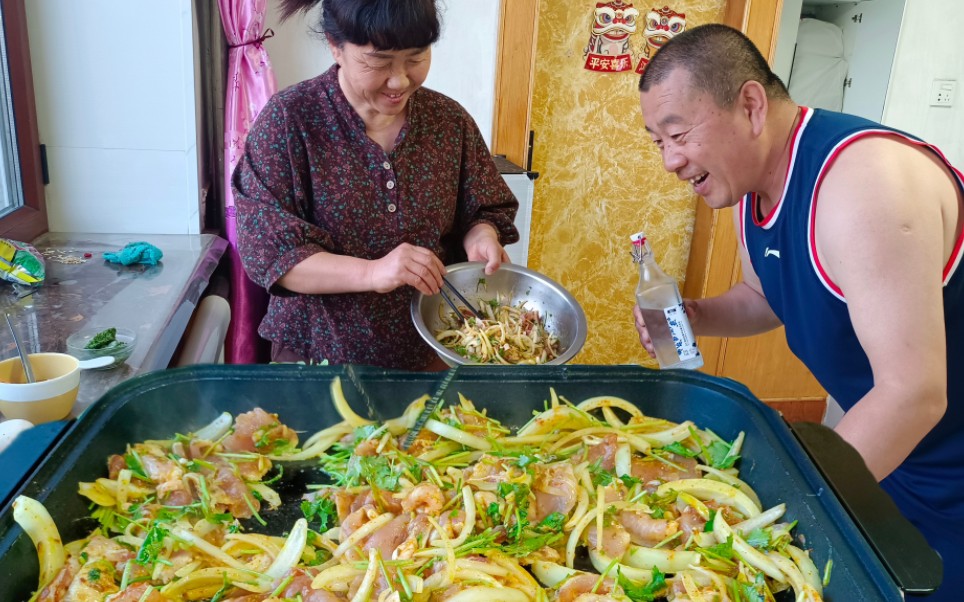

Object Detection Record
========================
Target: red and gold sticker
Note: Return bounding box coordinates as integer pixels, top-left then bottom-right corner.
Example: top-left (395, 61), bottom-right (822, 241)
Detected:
top-left (584, 1), bottom-right (640, 73)
top-left (635, 6), bottom-right (687, 74)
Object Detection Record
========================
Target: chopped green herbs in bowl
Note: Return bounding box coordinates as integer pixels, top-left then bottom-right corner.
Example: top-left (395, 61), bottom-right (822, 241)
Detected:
top-left (66, 327), bottom-right (136, 369)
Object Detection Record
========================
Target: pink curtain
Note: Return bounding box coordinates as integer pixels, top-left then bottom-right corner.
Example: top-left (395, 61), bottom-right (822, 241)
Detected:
top-left (218, 0), bottom-right (277, 363)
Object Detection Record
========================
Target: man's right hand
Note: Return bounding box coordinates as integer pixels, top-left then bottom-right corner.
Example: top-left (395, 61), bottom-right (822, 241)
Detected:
top-left (368, 243), bottom-right (445, 296)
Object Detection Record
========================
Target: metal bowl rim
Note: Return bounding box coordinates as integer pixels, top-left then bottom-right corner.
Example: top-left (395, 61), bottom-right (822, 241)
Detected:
top-left (410, 261), bottom-right (587, 365)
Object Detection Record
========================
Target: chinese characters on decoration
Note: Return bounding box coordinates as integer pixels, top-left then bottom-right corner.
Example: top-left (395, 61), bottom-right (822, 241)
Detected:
top-left (583, 2), bottom-right (687, 74)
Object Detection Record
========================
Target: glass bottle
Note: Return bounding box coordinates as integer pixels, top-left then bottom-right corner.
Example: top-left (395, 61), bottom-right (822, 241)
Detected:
top-left (631, 232), bottom-right (703, 370)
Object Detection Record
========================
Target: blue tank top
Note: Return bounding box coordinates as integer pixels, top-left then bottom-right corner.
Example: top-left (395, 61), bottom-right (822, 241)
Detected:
top-left (741, 108), bottom-right (964, 597)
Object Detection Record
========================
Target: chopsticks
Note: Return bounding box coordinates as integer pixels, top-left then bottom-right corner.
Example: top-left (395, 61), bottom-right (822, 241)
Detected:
top-left (440, 276), bottom-right (484, 323)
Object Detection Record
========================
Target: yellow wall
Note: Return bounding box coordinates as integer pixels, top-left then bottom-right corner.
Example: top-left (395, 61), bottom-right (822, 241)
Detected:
top-left (527, 0), bottom-right (726, 365)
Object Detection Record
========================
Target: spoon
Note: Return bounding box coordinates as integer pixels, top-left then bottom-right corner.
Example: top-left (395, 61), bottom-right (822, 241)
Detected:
top-left (78, 356), bottom-right (115, 370)
top-left (4, 313), bottom-right (35, 383)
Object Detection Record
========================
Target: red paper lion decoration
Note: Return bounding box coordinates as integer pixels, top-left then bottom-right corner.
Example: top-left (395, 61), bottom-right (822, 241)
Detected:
top-left (584, 1), bottom-right (640, 72)
top-left (636, 6), bottom-right (687, 74)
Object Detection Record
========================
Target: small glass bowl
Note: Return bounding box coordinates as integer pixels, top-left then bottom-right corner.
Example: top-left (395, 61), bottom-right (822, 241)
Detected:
top-left (65, 327), bottom-right (137, 370)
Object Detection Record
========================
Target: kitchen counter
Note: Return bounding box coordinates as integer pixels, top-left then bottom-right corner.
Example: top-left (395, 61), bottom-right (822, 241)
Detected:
top-left (2, 232), bottom-right (228, 415)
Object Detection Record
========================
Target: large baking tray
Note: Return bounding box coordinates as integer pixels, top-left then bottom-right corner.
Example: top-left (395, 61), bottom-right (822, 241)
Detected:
top-left (0, 364), bottom-right (903, 600)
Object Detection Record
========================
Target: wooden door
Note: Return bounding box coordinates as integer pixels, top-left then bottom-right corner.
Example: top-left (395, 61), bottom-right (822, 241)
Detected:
top-left (492, 0), bottom-right (827, 421)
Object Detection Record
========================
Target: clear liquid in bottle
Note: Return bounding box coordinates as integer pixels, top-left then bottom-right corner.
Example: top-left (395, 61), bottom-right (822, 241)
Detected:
top-left (631, 232), bottom-right (703, 370)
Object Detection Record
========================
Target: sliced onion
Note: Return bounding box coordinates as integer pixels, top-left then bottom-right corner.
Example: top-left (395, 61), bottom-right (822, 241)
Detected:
top-left (786, 544), bottom-right (823, 595)
top-left (425, 419), bottom-right (492, 451)
top-left (623, 544), bottom-right (702, 573)
top-left (265, 518), bottom-right (307, 582)
top-left (530, 560), bottom-right (580, 588)
top-left (711, 516), bottom-right (786, 582)
top-left (733, 503), bottom-right (786, 535)
top-left (350, 548), bottom-right (380, 602)
top-left (12, 495), bottom-right (65, 590)
top-left (656, 478), bottom-right (761, 518)
top-left (576, 395), bottom-right (645, 418)
top-left (193, 412), bottom-right (233, 441)
top-left (331, 376), bottom-right (374, 428)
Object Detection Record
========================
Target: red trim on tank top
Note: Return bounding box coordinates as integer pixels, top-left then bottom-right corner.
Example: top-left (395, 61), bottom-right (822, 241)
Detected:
top-left (809, 131), bottom-right (964, 297)
top-left (752, 107), bottom-right (810, 228)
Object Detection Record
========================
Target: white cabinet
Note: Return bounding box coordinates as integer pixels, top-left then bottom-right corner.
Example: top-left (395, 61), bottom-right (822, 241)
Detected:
top-left (501, 173), bottom-right (535, 267)
top-left (780, 0), bottom-right (906, 122)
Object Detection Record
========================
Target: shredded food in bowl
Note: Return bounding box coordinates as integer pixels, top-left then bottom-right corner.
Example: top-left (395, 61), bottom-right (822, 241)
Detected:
top-left (434, 294), bottom-right (561, 364)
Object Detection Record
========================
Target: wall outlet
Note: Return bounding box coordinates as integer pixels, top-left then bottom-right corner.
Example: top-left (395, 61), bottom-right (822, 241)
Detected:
top-left (930, 79), bottom-right (956, 107)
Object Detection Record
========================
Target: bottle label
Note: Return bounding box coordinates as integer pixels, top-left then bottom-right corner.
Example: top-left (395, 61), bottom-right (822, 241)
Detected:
top-left (664, 303), bottom-right (701, 361)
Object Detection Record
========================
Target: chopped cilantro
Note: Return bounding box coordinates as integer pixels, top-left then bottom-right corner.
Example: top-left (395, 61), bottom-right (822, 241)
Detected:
top-left (704, 439), bottom-right (740, 469)
top-left (661, 442), bottom-right (700, 458)
top-left (301, 498), bottom-right (337, 532)
top-left (696, 535), bottom-right (735, 563)
top-left (745, 528), bottom-right (771, 550)
top-left (704, 509), bottom-right (717, 533)
top-left (124, 451), bottom-right (149, 482)
top-left (732, 570), bottom-right (769, 602)
top-left (500, 531), bottom-right (563, 556)
top-left (343, 455), bottom-right (403, 492)
top-left (84, 327), bottom-right (117, 349)
top-left (535, 512), bottom-right (565, 532)
top-left (588, 459), bottom-right (614, 487)
top-left (617, 567), bottom-right (666, 602)
top-left (515, 454), bottom-right (536, 469)
top-left (135, 523), bottom-right (170, 565)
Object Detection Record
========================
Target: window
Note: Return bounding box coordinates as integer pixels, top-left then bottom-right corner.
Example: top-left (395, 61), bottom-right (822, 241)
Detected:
top-left (0, 0), bottom-right (46, 241)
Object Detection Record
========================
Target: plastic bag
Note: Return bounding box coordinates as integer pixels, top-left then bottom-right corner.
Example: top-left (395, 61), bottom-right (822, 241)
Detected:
top-left (0, 239), bottom-right (45, 286)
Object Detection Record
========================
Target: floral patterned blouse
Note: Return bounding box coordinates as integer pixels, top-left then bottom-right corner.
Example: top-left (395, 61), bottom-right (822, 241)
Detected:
top-left (233, 65), bottom-right (519, 369)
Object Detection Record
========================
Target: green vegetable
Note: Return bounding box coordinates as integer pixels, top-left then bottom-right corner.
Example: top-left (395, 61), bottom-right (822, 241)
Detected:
top-left (301, 498), bottom-right (337, 532)
top-left (661, 442), bottom-right (700, 458)
top-left (617, 567), bottom-right (666, 602)
top-left (135, 523), bottom-right (170, 565)
top-left (84, 327), bottom-right (117, 349)
top-left (745, 528), bottom-right (772, 550)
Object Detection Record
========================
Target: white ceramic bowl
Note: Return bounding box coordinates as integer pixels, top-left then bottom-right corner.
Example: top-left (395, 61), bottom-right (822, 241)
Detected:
top-left (0, 353), bottom-right (80, 423)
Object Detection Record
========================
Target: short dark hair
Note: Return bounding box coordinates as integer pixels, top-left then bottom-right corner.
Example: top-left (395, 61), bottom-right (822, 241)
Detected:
top-left (279, 0), bottom-right (441, 50)
top-left (639, 23), bottom-right (790, 107)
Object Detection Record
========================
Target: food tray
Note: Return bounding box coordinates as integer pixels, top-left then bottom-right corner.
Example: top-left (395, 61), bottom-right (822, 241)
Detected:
top-left (0, 364), bottom-right (903, 600)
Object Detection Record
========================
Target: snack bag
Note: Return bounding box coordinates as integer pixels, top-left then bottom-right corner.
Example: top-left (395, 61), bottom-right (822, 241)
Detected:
top-left (0, 239), bottom-right (45, 286)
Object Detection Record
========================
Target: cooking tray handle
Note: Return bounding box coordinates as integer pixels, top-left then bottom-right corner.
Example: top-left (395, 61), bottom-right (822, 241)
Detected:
top-left (0, 419), bottom-right (73, 509)
top-left (790, 421), bottom-right (942, 595)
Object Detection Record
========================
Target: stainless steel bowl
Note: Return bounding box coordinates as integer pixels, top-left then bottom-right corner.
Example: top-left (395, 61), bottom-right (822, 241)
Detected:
top-left (411, 262), bottom-right (587, 365)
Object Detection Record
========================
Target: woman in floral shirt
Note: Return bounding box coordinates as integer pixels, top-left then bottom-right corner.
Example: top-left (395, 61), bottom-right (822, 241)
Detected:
top-left (233, 0), bottom-right (519, 369)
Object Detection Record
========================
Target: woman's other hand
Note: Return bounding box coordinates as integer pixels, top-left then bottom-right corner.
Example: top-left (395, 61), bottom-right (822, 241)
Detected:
top-left (464, 223), bottom-right (508, 275)
top-left (368, 243), bottom-right (445, 295)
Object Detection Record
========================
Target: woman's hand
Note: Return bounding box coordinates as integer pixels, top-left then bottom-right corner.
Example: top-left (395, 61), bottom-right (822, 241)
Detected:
top-left (367, 243), bottom-right (445, 295)
top-left (633, 299), bottom-right (700, 357)
top-left (464, 223), bottom-right (508, 275)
